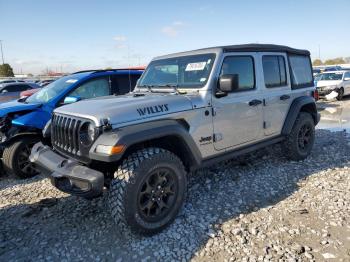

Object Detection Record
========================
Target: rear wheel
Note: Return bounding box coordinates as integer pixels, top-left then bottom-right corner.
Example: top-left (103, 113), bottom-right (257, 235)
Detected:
top-left (108, 147), bottom-right (187, 235)
top-left (282, 112), bottom-right (315, 161)
top-left (2, 136), bottom-right (41, 179)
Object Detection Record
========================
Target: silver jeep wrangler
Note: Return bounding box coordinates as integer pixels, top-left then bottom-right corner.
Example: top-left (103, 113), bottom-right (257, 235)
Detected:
top-left (30, 44), bottom-right (320, 235)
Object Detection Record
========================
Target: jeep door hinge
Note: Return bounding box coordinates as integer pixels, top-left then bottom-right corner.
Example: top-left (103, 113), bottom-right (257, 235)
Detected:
top-left (263, 121), bottom-right (267, 129)
top-left (213, 133), bottom-right (223, 142)
top-left (211, 107), bottom-right (216, 116)
top-left (263, 99), bottom-right (266, 106)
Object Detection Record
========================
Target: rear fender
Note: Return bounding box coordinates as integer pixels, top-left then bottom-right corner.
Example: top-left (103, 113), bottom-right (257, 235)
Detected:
top-left (281, 96), bottom-right (319, 135)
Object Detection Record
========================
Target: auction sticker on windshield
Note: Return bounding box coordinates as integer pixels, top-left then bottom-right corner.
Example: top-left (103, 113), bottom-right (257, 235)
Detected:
top-left (185, 62), bottom-right (207, 71)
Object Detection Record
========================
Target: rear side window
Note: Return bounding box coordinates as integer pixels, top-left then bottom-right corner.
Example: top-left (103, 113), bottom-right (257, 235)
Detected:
top-left (220, 56), bottom-right (255, 91)
top-left (3, 84), bottom-right (30, 92)
top-left (130, 74), bottom-right (141, 89)
top-left (289, 55), bottom-right (313, 89)
top-left (111, 75), bottom-right (131, 95)
top-left (262, 56), bottom-right (287, 88)
top-left (69, 77), bottom-right (110, 99)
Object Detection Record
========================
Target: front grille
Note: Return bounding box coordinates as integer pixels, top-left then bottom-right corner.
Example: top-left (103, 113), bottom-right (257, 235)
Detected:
top-left (51, 114), bottom-right (85, 156)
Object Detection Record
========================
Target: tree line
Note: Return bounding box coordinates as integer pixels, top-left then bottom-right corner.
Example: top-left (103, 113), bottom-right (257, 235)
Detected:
top-left (0, 64), bottom-right (14, 77)
top-left (313, 57), bottom-right (350, 66)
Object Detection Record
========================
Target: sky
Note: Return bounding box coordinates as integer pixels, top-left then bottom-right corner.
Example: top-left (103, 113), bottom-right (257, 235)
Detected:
top-left (0, 0), bottom-right (349, 75)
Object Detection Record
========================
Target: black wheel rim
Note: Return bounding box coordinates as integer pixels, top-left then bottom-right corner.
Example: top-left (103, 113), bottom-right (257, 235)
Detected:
top-left (339, 89), bottom-right (344, 98)
top-left (17, 143), bottom-right (38, 176)
top-left (297, 124), bottom-right (312, 151)
top-left (137, 167), bottom-right (178, 222)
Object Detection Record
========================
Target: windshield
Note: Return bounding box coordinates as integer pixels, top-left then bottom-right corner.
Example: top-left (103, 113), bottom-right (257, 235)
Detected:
top-left (26, 74), bottom-right (83, 103)
top-left (138, 53), bottom-right (216, 89)
top-left (316, 73), bottom-right (343, 81)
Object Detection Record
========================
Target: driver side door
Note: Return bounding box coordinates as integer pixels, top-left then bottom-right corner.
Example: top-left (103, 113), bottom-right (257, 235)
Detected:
top-left (212, 53), bottom-right (264, 151)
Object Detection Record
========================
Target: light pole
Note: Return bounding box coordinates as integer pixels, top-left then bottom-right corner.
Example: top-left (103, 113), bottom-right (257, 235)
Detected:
top-left (0, 40), bottom-right (4, 64)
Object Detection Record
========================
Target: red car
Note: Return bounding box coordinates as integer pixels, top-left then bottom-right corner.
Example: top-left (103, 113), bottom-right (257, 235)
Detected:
top-left (20, 88), bottom-right (41, 98)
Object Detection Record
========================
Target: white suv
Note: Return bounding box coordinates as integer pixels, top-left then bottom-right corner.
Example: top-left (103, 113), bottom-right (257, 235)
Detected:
top-left (315, 71), bottom-right (350, 100)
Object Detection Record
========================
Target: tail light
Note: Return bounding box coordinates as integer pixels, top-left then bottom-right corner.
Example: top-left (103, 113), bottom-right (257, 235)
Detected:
top-left (312, 89), bottom-right (319, 101)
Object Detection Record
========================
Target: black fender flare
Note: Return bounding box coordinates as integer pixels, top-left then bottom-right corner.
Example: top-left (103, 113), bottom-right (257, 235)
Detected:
top-left (281, 96), bottom-right (319, 135)
top-left (89, 119), bottom-right (202, 168)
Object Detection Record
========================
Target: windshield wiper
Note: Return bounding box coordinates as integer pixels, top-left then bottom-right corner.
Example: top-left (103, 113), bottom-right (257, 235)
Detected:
top-left (138, 85), bottom-right (155, 93)
top-left (156, 84), bottom-right (186, 94)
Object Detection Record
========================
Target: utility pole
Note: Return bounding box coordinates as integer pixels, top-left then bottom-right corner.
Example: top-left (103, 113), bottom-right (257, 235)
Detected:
top-left (318, 44), bottom-right (321, 60)
top-left (0, 40), bottom-right (4, 64)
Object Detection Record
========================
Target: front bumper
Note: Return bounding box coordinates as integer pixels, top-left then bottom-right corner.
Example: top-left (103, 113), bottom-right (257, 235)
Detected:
top-left (317, 87), bottom-right (337, 96)
top-left (30, 142), bottom-right (104, 198)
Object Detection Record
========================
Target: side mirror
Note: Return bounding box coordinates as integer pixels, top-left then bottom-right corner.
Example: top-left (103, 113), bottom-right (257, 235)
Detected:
top-left (63, 96), bottom-right (81, 104)
top-left (217, 74), bottom-right (239, 94)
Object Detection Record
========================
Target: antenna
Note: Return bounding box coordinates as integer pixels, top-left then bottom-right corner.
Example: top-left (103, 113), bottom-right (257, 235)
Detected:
top-left (127, 43), bottom-right (132, 92)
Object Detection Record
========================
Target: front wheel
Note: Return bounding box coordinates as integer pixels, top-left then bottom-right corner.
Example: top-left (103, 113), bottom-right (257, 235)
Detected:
top-left (336, 88), bottom-right (344, 100)
top-left (2, 136), bottom-right (41, 179)
top-left (282, 112), bottom-right (315, 161)
top-left (108, 147), bottom-right (187, 235)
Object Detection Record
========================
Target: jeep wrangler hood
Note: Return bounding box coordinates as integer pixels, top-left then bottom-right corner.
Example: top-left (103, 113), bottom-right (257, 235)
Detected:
top-left (54, 93), bottom-right (194, 126)
top-left (0, 100), bottom-right (42, 117)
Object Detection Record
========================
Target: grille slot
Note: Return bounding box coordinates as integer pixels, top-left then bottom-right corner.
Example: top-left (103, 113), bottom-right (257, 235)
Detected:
top-left (51, 114), bottom-right (84, 156)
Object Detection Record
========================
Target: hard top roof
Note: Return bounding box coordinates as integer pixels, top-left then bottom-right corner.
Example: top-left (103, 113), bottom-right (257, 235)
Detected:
top-left (220, 44), bottom-right (309, 55)
top-left (155, 44), bottom-right (310, 60)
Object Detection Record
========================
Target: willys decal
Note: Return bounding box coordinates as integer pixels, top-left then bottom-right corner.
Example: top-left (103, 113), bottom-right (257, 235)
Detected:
top-left (137, 104), bottom-right (169, 116)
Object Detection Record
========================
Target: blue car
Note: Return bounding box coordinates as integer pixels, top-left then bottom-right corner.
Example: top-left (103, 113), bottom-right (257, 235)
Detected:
top-left (0, 69), bottom-right (143, 178)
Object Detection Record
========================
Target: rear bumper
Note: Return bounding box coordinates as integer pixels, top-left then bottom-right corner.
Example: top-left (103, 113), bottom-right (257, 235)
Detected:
top-left (30, 142), bottom-right (104, 198)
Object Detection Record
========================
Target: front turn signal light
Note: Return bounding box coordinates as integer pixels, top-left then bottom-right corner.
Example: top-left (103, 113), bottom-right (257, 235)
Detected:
top-left (95, 145), bottom-right (125, 155)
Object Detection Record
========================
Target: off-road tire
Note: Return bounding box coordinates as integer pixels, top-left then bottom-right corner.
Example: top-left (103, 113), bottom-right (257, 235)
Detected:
top-left (336, 88), bottom-right (344, 101)
top-left (282, 112), bottom-right (315, 161)
top-left (2, 136), bottom-right (41, 179)
top-left (108, 147), bottom-right (187, 235)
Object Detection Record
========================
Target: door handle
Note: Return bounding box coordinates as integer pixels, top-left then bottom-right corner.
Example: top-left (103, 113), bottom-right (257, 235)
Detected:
top-left (249, 99), bottom-right (262, 106)
top-left (280, 94), bottom-right (290, 100)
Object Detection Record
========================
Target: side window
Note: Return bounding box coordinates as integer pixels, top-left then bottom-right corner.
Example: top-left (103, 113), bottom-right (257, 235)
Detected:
top-left (262, 55), bottom-right (287, 88)
top-left (111, 75), bottom-right (134, 95)
top-left (131, 74), bottom-right (141, 89)
top-left (69, 77), bottom-right (110, 99)
top-left (289, 55), bottom-right (313, 89)
top-left (344, 72), bottom-right (350, 80)
top-left (3, 85), bottom-right (29, 92)
top-left (221, 56), bottom-right (255, 91)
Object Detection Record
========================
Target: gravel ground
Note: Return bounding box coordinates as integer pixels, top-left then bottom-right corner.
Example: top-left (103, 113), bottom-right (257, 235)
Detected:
top-left (1, 130), bottom-right (350, 261)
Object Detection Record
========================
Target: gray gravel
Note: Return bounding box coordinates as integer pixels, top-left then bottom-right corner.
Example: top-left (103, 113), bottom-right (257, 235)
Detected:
top-left (0, 129), bottom-right (349, 262)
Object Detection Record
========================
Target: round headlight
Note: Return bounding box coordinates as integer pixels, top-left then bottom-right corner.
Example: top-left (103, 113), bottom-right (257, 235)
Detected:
top-left (88, 123), bottom-right (95, 141)
top-left (80, 122), bottom-right (96, 146)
